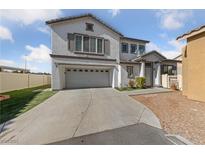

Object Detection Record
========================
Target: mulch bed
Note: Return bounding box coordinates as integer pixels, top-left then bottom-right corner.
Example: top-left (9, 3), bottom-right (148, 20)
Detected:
top-left (0, 95), bottom-right (10, 101)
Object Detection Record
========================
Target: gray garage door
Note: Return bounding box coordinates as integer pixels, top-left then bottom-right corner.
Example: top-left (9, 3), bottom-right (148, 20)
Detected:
top-left (66, 68), bottom-right (110, 89)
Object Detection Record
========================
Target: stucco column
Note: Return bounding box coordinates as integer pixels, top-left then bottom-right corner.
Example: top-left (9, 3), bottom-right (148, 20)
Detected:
top-left (140, 61), bottom-right (145, 77)
top-left (111, 67), bottom-right (118, 88)
top-left (117, 65), bottom-right (122, 88)
top-left (52, 62), bottom-right (60, 90)
top-left (155, 63), bottom-right (161, 86)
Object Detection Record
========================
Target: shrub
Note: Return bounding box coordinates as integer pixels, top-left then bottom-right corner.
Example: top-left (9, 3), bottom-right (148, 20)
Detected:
top-left (128, 79), bottom-right (135, 88)
top-left (135, 77), bottom-right (145, 88)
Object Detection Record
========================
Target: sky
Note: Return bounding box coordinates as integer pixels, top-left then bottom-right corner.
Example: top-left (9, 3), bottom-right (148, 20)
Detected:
top-left (0, 9), bottom-right (205, 73)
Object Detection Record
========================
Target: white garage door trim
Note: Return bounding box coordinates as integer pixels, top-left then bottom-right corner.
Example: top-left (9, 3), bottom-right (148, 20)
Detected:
top-left (66, 68), bottom-right (111, 89)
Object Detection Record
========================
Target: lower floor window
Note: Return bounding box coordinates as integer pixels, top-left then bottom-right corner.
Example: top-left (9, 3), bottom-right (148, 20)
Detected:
top-left (127, 66), bottom-right (134, 78)
top-left (162, 65), bottom-right (177, 75)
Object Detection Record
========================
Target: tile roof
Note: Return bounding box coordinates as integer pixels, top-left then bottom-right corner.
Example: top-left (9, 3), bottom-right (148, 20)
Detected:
top-left (46, 13), bottom-right (123, 36)
top-left (46, 13), bottom-right (150, 43)
top-left (177, 25), bottom-right (205, 40)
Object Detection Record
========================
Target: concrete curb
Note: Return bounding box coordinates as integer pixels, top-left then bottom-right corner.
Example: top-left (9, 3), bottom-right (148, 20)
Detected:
top-left (139, 107), bottom-right (162, 129)
top-left (165, 134), bottom-right (193, 145)
top-left (0, 122), bottom-right (6, 134)
top-left (127, 89), bottom-right (173, 96)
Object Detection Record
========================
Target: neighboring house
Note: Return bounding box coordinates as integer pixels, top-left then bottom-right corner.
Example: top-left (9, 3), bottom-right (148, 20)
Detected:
top-left (46, 14), bottom-right (178, 90)
top-left (0, 65), bottom-right (30, 73)
top-left (161, 55), bottom-right (182, 90)
top-left (177, 25), bottom-right (205, 102)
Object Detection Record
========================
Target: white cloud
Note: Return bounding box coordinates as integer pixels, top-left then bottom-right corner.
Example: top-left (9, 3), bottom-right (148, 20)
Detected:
top-left (159, 33), bottom-right (168, 39)
top-left (0, 25), bottom-right (14, 42)
top-left (146, 42), bottom-right (161, 52)
top-left (37, 26), bottom-right (50, 34)
top-left (23, 44), bottom-right (51, 63)
top-left (160, 50), bottom-right (182, 59)
top-left (147, 40), bottom-right (185, 59)
top-left (108, 9), bottom-right (120, 17)
top-left (0, 59), bottom-right (15, 66)
top-left (0, 9), bottom-right (62, 25)
top-left (156, 10), bottom-right (193, 30)
top-left (168, 39), bottom-right (185, 51)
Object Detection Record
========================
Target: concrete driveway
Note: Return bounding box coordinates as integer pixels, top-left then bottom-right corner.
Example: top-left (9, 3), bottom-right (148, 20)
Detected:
top-left (0, 88), bottom-right (166, 144)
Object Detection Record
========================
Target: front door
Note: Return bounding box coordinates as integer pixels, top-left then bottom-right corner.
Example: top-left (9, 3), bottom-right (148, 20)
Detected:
top-left (145, 63), bottom-right (153, 87)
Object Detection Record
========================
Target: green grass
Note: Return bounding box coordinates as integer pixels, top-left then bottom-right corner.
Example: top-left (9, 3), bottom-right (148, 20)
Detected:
top-left (115, 87), bottom-right (144, 91)
top-left (0, 85), bottom-right (56, 124)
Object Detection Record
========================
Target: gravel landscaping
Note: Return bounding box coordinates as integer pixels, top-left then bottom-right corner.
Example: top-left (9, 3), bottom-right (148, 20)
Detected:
top-left (131, 91), bottom-right (205, 144)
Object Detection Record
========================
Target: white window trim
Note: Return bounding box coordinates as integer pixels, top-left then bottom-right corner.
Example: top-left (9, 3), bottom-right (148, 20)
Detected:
top-left (127, 66), bottom-right (134, 78)
top-left (121, 43), bottom-right (129, 53)
top-left (130, 44), bottom-right (139, 54)
top-left (74, 34), bottom-right (104, 55)
top-left (81, 35), bottom-right (83, 51)
top-left (89, 37), bottom-right (96, 53)
top-left (75, 34), bottom-right (83, 51)
top-left (83, 35), bottom-right (90, 52)
top-left (97, 38), bottom-right (104, 54)
top-left (138, 44), bottom-right (146, 53)
top-left (95, 38), bottom-right (98, 53)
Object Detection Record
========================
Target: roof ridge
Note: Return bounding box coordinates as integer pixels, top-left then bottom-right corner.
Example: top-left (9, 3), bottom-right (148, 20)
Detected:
top-left (121, 36), bottom-right (149, 43)
top-left (45, 13), bottom-right (123, 36)
top-left (177, 24), bottom-right (205, 40)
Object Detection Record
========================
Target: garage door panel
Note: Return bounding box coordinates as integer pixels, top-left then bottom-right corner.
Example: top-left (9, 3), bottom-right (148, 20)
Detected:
top-left (66, 69), bottom-right (110, 89)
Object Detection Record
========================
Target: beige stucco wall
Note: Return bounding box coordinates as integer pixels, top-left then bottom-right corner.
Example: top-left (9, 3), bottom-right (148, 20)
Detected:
top-left (182, 32), bottom-right (205, 102)
top-left (0, 72), bottom-right (51, 93)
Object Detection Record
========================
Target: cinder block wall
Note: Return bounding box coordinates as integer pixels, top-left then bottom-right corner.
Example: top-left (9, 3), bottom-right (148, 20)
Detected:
top-left (0, 72), bottom-right (51, 93)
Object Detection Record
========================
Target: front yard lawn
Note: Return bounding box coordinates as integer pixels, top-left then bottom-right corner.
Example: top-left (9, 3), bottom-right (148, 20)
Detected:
top-left (0, 85), bottom-right (56, 124)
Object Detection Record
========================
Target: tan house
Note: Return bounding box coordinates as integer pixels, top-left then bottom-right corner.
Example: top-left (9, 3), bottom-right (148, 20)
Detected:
top-left (177, 25), bottom-right (205, 102)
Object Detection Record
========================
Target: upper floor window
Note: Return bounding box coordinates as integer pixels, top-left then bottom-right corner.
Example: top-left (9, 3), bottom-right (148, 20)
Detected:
top-left (127, 66), bottom-right (134, 78)
top-left (83, 36), bottom-right (89, 52)
top-left (86, 23), bottom-right (94, 31)
top-left (130, 44), bottom-right (137, 54)
top-left (139, 45), bottom-right (145, 54)
top-left (75, 34), bottom-right (104, 54)
top-left (90, 37), bottom-right (96, 52)
top-left (75, 35), bottom-right (82, 51)
top-left (97, 39), bottom-right (103, 53)
top-left (121, 43), bottom-right (128, 53)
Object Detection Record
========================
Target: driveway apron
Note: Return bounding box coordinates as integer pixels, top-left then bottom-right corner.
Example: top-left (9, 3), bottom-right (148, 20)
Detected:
top-left (0, 88), bottom-right (161, 144)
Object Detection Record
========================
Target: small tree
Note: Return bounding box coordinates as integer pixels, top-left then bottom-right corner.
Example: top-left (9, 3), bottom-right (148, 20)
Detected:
top-left (135, 77), bottom-right (145, 89)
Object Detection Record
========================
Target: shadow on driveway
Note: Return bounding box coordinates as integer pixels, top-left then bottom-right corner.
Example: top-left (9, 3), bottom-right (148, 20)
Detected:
top-left (49, 123), bottom-right (172, 145)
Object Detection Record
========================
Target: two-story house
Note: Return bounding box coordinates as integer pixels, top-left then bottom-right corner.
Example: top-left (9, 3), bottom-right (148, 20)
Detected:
top-left (46, 14), bottom-right (178, 90)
